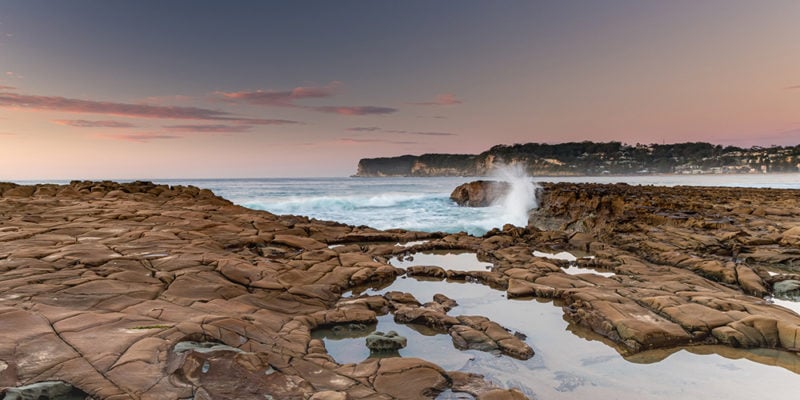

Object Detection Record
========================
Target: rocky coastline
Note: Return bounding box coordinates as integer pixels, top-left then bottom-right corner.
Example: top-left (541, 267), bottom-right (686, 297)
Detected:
top-left (1, 180), bottom-right (799, 399)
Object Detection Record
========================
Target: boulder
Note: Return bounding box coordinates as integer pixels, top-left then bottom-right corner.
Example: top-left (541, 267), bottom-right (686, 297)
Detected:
top-left (450, 181), bottom-right (511, 207)
top-left (366, 331), bottom-right (408, 351)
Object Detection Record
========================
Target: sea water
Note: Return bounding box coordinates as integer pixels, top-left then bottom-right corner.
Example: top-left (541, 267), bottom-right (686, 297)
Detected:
top-left (157, 173), bottom-right (800, 236)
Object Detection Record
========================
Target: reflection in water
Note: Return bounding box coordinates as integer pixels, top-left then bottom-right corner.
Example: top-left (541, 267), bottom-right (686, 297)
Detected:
top-left (562, 265), bottom-right (615, 278)
top-left (323, 275), bottom-right (800, 400)
top-left (533, 250), bottom-right (614, 277)
top-left (313, 314), bottom-right (473, 369)
top-left (389, 251), bottom-right (493, 271)
top-left (769, 297), bottom-right (800, 315)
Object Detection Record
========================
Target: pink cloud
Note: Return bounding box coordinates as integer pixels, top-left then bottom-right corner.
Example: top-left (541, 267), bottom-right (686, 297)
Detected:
top-left (0, 91), bottom-right (299, 125)
top-left (100, 133), bottom-right (181, 143)
top-left (219, 82), bottom-right (397, 116)
top-left (0, 85), bottom-right (14, 91)
top-left (139, 94), bottom-right (194, 105)
top-left (786, 85), bottom-right (800, 90)
top-left (218, 81), bottom-right (342, 107)
top-left (239, 118), bottom-right (299, 125)
top-left (163, 124), bottom-right (253, 133)
top-left (347, 126), bottom-right (456, 136)
top-left (53, 119), bottom-right (136, 128)
top-left (313, 106), bottom-right (397, 116)
top-left (346, 126), bottom-right (382, 132)
top-left (338, 137), bottom-right (417, 145)
top-left (411, 93), bottom-right (463, 106)
top-left (384, 129), bottom-right (456, 136)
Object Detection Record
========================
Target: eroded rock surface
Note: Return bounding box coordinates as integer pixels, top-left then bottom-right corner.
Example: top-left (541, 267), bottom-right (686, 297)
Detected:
top-left (516, 183), bottom-right (800, 353)
top-left (0, 181), bottom-right (476, 399)
top-left (450, 181), bottom-right (511, 207)
top-left (2, 180), bottom-right (800, 399)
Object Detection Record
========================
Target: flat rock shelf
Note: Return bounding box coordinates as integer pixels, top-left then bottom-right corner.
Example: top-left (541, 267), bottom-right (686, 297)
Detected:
top-left (0, 180), bottom-right (799, 399)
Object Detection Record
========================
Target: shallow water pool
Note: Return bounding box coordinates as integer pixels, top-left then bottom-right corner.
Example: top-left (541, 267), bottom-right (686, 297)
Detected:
top-left (323, 277), bottom-right (800, 400)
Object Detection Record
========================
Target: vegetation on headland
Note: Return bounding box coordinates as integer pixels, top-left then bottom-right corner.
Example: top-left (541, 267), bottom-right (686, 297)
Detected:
top-left (355, 141), bottom-right (800, 177)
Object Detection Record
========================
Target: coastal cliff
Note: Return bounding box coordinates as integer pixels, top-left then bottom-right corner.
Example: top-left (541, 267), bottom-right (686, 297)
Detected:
top-left (355, 141), bottom-right (800, 176)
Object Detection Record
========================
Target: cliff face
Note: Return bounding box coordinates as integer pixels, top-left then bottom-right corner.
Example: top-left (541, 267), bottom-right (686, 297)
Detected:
top-left (356, 155), bottom-right (418, 177)
top-left (354, 141), bottom-right (800, 177)
top-left (357, 154), bottom-right (481, 177)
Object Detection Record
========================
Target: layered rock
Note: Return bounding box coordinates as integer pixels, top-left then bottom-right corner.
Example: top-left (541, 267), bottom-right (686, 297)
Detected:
top-left (450, 180), bottom-right (510, 207)
top-left (0, 181), bottom-right (492, 399)
top-left (2, 180), bottom-right (800, 399)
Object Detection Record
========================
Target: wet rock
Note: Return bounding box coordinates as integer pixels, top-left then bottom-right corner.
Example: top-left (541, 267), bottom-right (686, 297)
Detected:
top-left (451, 316), bottom-right (534, 360)
top-left (373, 358), bottom-right (449, 400)
top-left (393, 305), bottom-right (461, 332)
top-left (478, 388), bottom-right (529, 400)
top-left (450, 181), bottom-right (511, 207)
top-left (773, 279), bottom-right (800, 300)
top-left (2, 381), bottom-right (92, 400)
top-left (433, 293), bottom-right (458, 311)
top-left (366, 330), bottom-right (408, 351)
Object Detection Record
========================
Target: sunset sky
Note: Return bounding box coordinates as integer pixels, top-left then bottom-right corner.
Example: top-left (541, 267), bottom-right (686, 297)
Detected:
top-left (1, 0), bottom-right (799, 179)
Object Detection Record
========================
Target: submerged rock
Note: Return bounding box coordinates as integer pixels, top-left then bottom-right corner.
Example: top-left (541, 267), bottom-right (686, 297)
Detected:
top-left (774, 280), bottom-right (800, 300)
top-left (2, 381), bottom-right (92, 400)
top-left (366, 330), bottom-right (408, 351)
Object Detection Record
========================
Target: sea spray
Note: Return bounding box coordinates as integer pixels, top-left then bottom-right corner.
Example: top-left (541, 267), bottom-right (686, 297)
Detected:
top-left (489, 164), bottom-right (539, 227)
top-left (219, 176), bottom-right (541, 236)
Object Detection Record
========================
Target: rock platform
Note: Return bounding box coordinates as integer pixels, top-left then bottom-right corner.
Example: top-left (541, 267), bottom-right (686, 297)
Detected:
top-left (1, 180), bottom-right (799, 399)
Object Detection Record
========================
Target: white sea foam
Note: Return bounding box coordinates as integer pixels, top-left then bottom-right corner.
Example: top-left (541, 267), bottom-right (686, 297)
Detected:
top-left (165, 174), bottom-right (800, 237)
top-left (488, 164), bottom-right (539, 228)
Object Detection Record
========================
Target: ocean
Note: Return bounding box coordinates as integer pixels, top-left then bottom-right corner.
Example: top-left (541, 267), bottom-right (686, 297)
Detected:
top-left (158, 173), bottom-right (800, 236)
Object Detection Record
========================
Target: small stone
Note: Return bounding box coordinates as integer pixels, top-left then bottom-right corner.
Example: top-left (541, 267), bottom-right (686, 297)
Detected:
top-left (366, 330), bottom-right (408, 351)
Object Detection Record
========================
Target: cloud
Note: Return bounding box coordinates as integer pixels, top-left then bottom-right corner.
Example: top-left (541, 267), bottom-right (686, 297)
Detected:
top-left (346, 126), bottom-right (382, 132)
top-left (163, 124), bottom-right (253, 133)
top-left (100, 133), bottom-right (182, 143)
top-left (313, 106), bottom-right (397, 116)
top-left (139, 94), bottom-right (194, 105)
top-left (4, 71), bottom-right (22, 79)
top-left (347, 126), bottom-right (457, 136)
top-left (384, 130), bottom-right (456, 136)
top-left (53, 119), bottom-right (136, 128)
top-left (239, 118), bottom-right (299, 125)
top-left (218, 81), bottom-right (342, 107)
top-left (0, 91), bottom-right (299, 125)
top-left (219, 82), bottom-right (398, 116)
top-left (410, 93), bottom-right (463, 106)
top-left (0, 85), bottom-right (14, 91)
top-left (338, 137), bottom-right (417, 145)
top-left (786, 85), bottom-right (800, 90)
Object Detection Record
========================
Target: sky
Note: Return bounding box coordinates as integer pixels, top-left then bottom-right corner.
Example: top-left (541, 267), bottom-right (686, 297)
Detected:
top-left (0, 0), bottom-right (798, 179)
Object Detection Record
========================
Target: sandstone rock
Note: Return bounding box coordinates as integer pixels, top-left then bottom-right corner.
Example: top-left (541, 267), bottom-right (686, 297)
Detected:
top-left (393, 305), bottom-right (460, 332)
top-left (372, 358), bottom-right (449, 400)
top-left (366, 331), bottom-right (408, 351)
top-left (433, 293), bottom-right (458, 311)
top-left (478, 389), bottom-right (529, 400)
top-left (7, 180), bottom-right (800, 399)
top-left (453, 316), bottom-right (533, 359)
top-left (780, 226), bottom-right (800, 247)
top-left (450, 181), bottom-right (511, 207)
